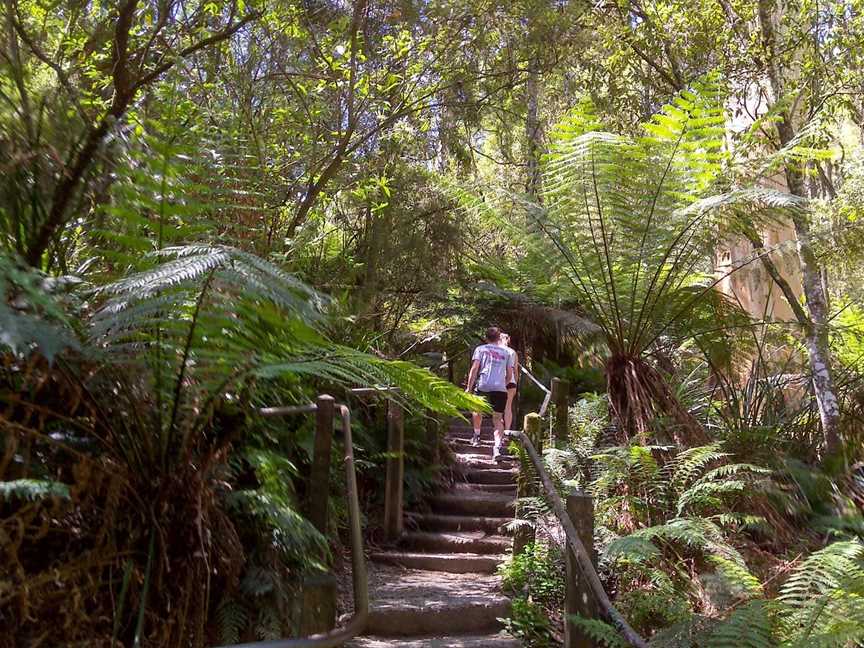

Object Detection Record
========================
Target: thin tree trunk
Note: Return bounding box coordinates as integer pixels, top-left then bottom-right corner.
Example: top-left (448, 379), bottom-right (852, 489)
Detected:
top-left (525, 58), bottom-right (542, 200)
top-left (788, 201), bottom-right (842, 455)
top-left (757, 0), bottom-right (842, 455)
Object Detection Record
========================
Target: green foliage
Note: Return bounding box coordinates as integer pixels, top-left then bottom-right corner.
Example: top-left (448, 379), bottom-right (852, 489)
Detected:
top-left (777, 540), bottom-right (864, 646)
top-left (650, 541), bottom-right (864, 648)
top-left (499, 542), bottom-right (565, 607)
top-left (499, 596), bottom-right (557, 648)
top-left (0, 479), bottom-right (70, 502)
top-left (569, 615), bottom-right (630, 648)
top-left (215, 599), bottom-right (248, 645)
top-left (703, 600), bottom-right (777, 648)
top-left (0, 253), bottom-right (78, 361)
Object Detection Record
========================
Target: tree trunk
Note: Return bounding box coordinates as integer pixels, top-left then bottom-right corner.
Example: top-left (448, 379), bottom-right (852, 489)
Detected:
top-left (525, 58), bottom-right (542, 201)
top-left (788, 200), bottom-right (842, 455)
top-left (757, 0), bottom-right (842, 456)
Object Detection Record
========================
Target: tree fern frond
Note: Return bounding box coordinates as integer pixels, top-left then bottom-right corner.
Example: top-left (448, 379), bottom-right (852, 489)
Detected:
top-left (709, 555), bottom-right (764, 600)
top-left (705, 599), bottom-right (777, 648)
top-left (215, 598), bottom-right (248, 645)
top-left (604, 534), bottom-right (662, 563)
top-left (665, 443), bottom-right (728, 492)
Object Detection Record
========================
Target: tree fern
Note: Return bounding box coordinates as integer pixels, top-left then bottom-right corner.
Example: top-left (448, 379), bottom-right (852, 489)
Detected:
top-left (86, 243), bottom-right (484, 475)
top-left (466, 77), bottom-right (814, 444)
top-left (89, 85), bottom-right (270, 277)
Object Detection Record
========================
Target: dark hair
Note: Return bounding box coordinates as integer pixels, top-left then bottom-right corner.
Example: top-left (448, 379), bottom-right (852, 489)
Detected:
top-left (485, 326), bottom-right (501, 342)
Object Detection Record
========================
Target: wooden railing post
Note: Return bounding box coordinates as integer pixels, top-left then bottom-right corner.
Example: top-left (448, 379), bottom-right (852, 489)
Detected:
top-left (301, 394), bottom-right (337, 634)
top-left (384, 399), bottom-right (405, 542)
top-left (514, 412), bottom-right (542, 555)
top-left (310, 394), bottom-right (335, 534)
top-left (551, 378), bottom-right (570, 443)
top-left (565, 489), bottom-right (599, 648)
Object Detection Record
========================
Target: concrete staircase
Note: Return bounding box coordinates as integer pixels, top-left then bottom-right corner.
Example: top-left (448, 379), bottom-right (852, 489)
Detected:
top-left (347, 423), bottom-right (520, 647)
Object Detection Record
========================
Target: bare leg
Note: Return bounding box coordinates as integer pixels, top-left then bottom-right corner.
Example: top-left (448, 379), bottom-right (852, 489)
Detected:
top-left (492, 412), bottom-right (504, 450)
top-left (471, 411), bottom-right (482, 445)
top-left (504, 388), bottom-right (516, 430)
top-left (472, 411), bottom-right (482, 434)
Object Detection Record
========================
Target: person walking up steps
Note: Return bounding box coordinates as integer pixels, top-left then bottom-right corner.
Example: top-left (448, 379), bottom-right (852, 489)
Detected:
top-left (465, 326), bottom-right (515, 461)
top-left (499, 332), bottom-right (520, 432)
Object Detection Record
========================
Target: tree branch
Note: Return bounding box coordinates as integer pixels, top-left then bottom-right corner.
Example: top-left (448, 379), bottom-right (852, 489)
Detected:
top-left (134, 11), bottom-right (262, 89)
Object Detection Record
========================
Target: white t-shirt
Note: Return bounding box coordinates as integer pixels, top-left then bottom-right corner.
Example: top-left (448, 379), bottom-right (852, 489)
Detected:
top-left (472, 343), bottom-right (515, 392)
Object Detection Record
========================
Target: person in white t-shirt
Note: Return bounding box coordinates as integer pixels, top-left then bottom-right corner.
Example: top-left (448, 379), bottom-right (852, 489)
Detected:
top-left (465, 326), bottom-right (516, 460)
top-left (498, 332), bottom-right (520, 431)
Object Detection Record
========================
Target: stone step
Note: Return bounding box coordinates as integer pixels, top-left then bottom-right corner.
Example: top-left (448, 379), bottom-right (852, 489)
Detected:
top-left (459, 467), bottom-right (518, 485)
top-left (371, 551), bottom-right (503, 574)
top-left (407, 512), bottom-right (512, 535)
top-left (449, 441), bottom-right (497, 457)
top-left (457, 483), bottom-right (517, 494)
top-left (401, 530), bottom-right (511, 554)
top-left (456, 455), bottom-right (518, 471)
top-left (447, 429), bottom-right (499, 442)
top-left (363, 566), bottom-right (511, 636)
top-left (346, 634), bottom-right (521, 647)
top-left (430, 492), bottom-right (515, 517)
top-left (446, 435), bottom-right (496, 446)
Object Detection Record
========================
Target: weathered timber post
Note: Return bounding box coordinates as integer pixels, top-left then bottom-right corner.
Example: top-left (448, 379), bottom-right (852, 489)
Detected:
top-left (564, 489), bottom-right (599, 648)
top-left (384, 399), bottom-right (405, 542)
top-left (514, 413), bottom-right (543, 555)
top-left (551, 378), bottom-right (570, 443)
top-left (298, 571), bottom-right (337, 635)
top-left (300, 394), bottom-right (336, 634)
top-left (309, 394), bottom-right (335, 534)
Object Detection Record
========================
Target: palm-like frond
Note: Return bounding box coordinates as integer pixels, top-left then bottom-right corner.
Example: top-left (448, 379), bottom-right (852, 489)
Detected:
top-left (538, 79), bottom-right (728, 356)
top-left (86, 243), bottom-right (482, 472)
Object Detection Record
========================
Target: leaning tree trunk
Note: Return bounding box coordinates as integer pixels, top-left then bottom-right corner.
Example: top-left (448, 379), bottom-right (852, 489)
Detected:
top-left (758, 0), bottom-right (843, 456)
top-left (788, 194), bottom-right (842, 455)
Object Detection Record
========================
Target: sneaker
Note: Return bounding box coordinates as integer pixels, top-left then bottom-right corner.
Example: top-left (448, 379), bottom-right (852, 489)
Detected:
top-left (471, 431), bottom-right (481, 447)
top-left (492, 443), bottom-right (501, 461)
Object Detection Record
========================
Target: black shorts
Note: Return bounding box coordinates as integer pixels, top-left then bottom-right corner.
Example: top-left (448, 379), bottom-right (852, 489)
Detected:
top-left (476, 390), bottom-right (508, 414)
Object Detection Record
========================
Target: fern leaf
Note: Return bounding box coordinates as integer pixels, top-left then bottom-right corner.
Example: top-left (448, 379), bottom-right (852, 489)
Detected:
top-left (705, 600), bottom-right (777, 648)
top-left (568, 615), bottom-right (630, 647)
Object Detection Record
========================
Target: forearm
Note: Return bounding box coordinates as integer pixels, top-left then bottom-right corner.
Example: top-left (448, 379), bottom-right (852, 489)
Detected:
top-left (466, 365), bottom-right (478, 392)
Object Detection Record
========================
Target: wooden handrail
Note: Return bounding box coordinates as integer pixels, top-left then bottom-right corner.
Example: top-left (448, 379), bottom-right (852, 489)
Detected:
top-left (508, 428), bottom-right (648, 648)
